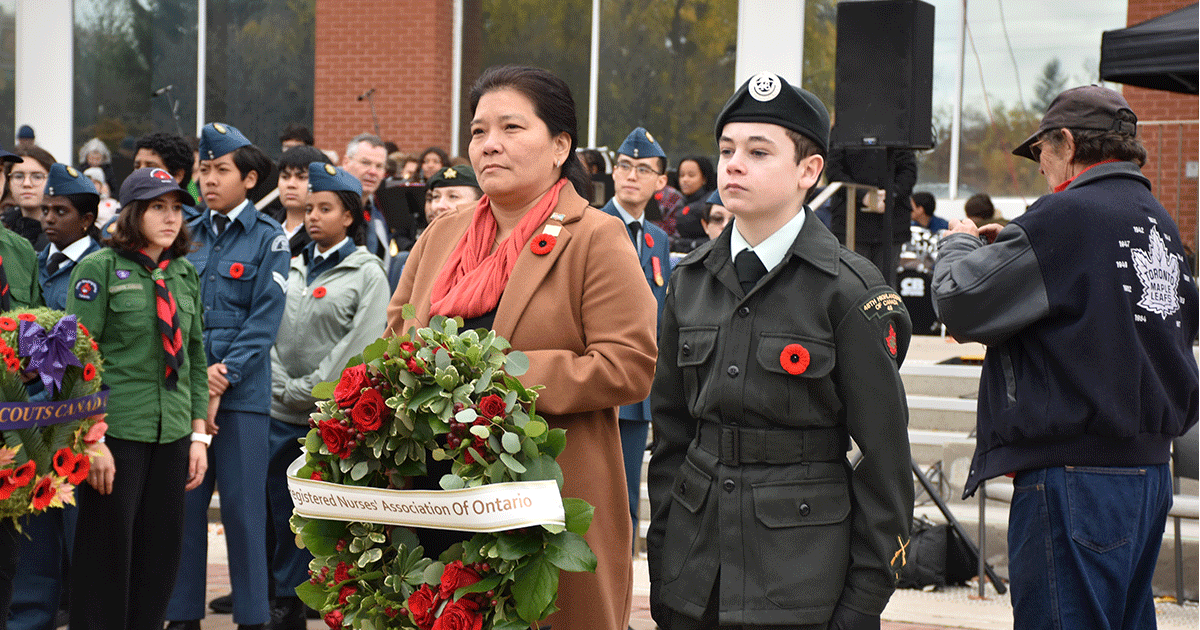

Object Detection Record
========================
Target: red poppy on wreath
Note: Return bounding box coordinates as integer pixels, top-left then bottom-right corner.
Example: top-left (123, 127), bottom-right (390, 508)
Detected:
top-left (12, 461), bottom-right (35, 488)
top-left (29, 475), bottom-right (55, 511)
top-left (530, 233), bottom-right (556, 255)
top-left (644, 232), bottom-right (655, 249)
top-left (313, 287), bottom-right (327, 299)
top-left (229, 263), bottom-right (244, 279)
top-left (16, 313), bottom-right (36, 322)
top-left (0, 317), bottom-right (15, 331)
top-left (4, 358), bottom-right (18, 373)
top-left (0, 470), bottom-right (16, 501)
top-left (52, 448), bottom-right (73, 478)
top-left (779, 343), bottom-right (810, 375)
top-left (83, 363), bottom-right (96, 381)
top-left (65, 453), bottom-right (89, 485)
top-left (77, 322), bottom-right (90, 337)
top-left (90, 340), bottom-right (98, 351)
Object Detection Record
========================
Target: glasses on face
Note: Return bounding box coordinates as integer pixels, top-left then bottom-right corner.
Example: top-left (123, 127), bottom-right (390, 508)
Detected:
top-left (1028, 137), bottom-right (1048, 161)
top-left (9, 172), bottom-right (46, 184)
top-left (614, 162), bottom-right (661, 178)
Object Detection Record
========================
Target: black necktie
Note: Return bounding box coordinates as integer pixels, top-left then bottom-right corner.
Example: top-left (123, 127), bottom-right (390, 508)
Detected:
top-left (627, 221), bottom-right (641, 252)
top-left (213, 214), bottom-right (229, 236)
top-left (46, 252), bottom-right (68, 276)
top-left (734, 249), bottom-right (768, 294)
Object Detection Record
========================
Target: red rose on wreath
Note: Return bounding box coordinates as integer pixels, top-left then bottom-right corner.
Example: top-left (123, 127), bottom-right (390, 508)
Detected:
top-left (16, 313), bottom-right (36, 322)
top-left (406, 584), bottom-right (440, 630)
top-left (334, 364), bottom-right (369, 408)
top-left (779, 343), bottom-right (810, 375)
top-left (338, 584), bottom-right (357, 605)
top-left (0, 318), bottom-right (15, 331)
top-left (432, 597), bottom-right (483, 630)
top-left (318, 420), bottom-right (352, 458)
top-left (438, 560), bottom-right (482, 599)
top-left (313, 286), bottom-right (327, 299)
top-left (477, 394), bottom-right (505, 419)
top-left (530, 233), bottom-right (556, 255)
top-left (309, 470), bottom-right (323, 481)
top-left (12, 461), bottom-right (35, 488)
top-left (406, 357), bottom-right (425, 375)
top-left (29, 475), bottom-right (55, 511)
top-left (322, 609), bottom-right (344, 629)
top-left (351, 388), bottom-right (385, 433)
top-left (334, 561), bottom-right (351, 583)
top-left (399, 341), bottom-right (416, 355)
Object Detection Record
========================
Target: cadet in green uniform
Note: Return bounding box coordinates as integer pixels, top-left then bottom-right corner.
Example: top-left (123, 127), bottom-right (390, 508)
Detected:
top-left (647, 73), bottom-right (914, 630)
top-left (68, 167), bottom-right (209, 630)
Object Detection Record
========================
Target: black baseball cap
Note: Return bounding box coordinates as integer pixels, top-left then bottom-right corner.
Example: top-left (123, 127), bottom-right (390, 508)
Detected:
top-left (0, 146), bottom-right (21, 163)
top-left (119, 167), bottom-right (195, 207)
top-left (1012, 85), bottom-right (1138, 161)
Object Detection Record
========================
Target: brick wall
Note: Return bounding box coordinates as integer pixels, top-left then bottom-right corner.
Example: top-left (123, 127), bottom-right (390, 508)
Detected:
top-left (313, 0), bottom-right (454, 159)
top-left (1123, 0), bottom-right (1199, 255)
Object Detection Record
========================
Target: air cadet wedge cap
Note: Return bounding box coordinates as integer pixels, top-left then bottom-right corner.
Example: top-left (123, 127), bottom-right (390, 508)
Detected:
top-left (426, 165), bottom-right (479, 191)
top-left (308, 162), bottom-right (363, 197)
top-left (1012, 85), bottom-right (1138, 161)
top-left (16, 125), bottom-right (33, 140)
top-left (119, 167), bottom-right (195, 207)
top-left (617, 127), bottom-right (666, 160)
top-left (715, 71), bottom-right (831, 155)
top-left (199, 122), bottom-right (252, 161)
top-left (706, 189), bottom-right (723, 206)
top-left (44, 164), bottom-right (99, 199)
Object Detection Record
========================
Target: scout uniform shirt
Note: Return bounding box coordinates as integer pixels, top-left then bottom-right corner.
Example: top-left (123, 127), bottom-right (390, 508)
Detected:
top-left (188, 199), bottom-right (289, 414)
top-left (647, 208), bottom-right (914, 625)
top-left (39, 236), bottom-right (102, 311)
top-left (0, 226), bottom-right (42, 309)
top-left (67, 249), bottom-right (206, 442)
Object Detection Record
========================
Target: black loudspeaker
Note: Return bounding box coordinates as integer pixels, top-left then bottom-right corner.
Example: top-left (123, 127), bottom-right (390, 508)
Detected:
top-left (832, 0), bottom-right (936, 149)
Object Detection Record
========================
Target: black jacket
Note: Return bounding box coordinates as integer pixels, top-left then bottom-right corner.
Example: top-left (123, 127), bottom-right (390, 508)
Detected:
top-left (826, 147), bottom-right (917, 245)
top-left (933, 161), bottom-right (1199, 497)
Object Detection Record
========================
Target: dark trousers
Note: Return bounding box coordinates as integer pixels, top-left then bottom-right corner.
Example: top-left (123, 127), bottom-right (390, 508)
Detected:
top-left (266, 418), bottom-right (312, 598)
top-left (0, 518), bottom-right (20, 629)
top-left (618, 419), bottom-right (649, 541)
top-left (10, 504), bottom-right (76, 630)
top-left (71, 436), bottom-right (189, 630)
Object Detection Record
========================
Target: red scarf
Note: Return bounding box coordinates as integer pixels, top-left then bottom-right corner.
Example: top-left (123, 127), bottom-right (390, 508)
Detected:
top-left (430, 179), bottom-right (568, 319)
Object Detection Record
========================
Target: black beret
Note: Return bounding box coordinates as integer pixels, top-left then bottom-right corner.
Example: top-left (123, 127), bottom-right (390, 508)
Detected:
top-left (715, 72), bottom-right (830, 154)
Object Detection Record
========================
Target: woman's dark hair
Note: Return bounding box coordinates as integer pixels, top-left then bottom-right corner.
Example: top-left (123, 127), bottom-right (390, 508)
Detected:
top-left (278, 145), bottom-right (332, 174)
top-left (107, 195), bottom-right (194, 258)
top-left (469, 65), bottom-right (588, 197)
top-left (326, 189), bottom-right (366, 246)
top-left (678, 155), bottom-right (717, 193)
top-left (420, 147), bottom-right (450, 176)
top-left (63, 192), bottom-right (102, 241)
top-left (963, 193), bottom-right (995, 220)
top-left (136, 132), bottom-right (194, 184)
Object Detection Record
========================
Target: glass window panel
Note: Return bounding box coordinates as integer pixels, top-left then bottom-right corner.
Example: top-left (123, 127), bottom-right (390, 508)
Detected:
top-left (0, 0), bottom-right (13, 148)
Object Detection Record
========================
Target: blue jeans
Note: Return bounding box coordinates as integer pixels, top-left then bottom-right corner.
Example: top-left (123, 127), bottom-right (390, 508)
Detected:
top-left (1009, 464), bottom-right (1171, 630)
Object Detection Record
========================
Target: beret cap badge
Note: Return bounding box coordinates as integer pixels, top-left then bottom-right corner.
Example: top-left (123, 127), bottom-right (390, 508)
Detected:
top-left (749, 72), bottom-right (782, 102)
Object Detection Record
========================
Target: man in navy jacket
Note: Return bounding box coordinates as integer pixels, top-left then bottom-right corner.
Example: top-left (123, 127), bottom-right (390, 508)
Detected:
top-left (933, 86), bottom-right (1198, 630)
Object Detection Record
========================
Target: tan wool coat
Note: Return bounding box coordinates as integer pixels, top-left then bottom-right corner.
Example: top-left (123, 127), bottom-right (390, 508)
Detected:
top-left (387, 184), bottom-right (658, 630)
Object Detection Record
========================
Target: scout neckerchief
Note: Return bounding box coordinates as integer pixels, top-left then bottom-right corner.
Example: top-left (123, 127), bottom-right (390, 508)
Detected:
top-left (116, 247), bottom-right (183, 390)
top-left (430, 178), bottom-right (567, 319)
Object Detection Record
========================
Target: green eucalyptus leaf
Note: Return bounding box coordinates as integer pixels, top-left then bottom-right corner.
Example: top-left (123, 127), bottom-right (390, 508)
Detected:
top-left (401, 303), bottom-right (416, 320)
top-left (523, 419), bottom-right (546, 438)
top-left (469, 425), bottom-right (490, 439)
top-left (304, 428), bottom-right (322, 453)
top-left (501, 432), bottom-right (520, 454)
top-left (435, 347), bottom-right (451, 370)
top-left (499, 453), bottom-right (526, 474)
top-left (474, 368), bottom-right (493, 394)
top-left (439, 474), bottom-right (465, 490)
top-left (504, 350), bottom-right (529, 376)
top-left (423, 561), bottom-right (446, 584)
top-left (455, 408), bottom-right (478, 424)
top-left (520, 455), bottom-right (563, 487)
top-left (350, 460), bottom-right (369, 481)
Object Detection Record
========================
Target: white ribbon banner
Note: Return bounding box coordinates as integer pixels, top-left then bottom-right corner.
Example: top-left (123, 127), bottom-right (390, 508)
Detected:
top-left (286, 456), bottom-right (565, 532)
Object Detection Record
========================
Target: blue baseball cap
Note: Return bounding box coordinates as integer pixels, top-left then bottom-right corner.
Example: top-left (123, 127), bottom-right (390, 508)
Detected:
top-left (119, 167), bottom-right (195, 207)
top-left (199, 122), bottom-right (252, 161)
top-left (44, 163), bottom-right (99, 199)
top-left (617, 127), bottom-right (666, 160)
top-left (308, 162), bottom-right (362, 197)
top-left (0, 146), bottom-right (21, 163)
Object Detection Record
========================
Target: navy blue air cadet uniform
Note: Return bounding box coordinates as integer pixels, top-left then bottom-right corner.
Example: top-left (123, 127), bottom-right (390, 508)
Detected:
top-left (600, 126), bottom-right (672, 538)
top-left (37, 164), bottom-right (103, 310)
top-left (165, 123), bottom-right (289, 627)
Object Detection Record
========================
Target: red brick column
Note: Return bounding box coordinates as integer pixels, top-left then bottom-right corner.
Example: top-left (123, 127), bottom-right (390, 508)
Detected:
top-left (313, 0), bottom-right (454, 158)
top-left (1122, 0), bottom-right (1199, 253)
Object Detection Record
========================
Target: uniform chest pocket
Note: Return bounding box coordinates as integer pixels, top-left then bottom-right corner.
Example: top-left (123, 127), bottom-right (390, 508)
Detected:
top-left (217, 260), bottom-right (258, 305)
top-left (677, 326), bottom-right (718, 416)
top-left (110, 291), bottom-right (148, 312)
top-left (755, 334), bottom-right (837, 424)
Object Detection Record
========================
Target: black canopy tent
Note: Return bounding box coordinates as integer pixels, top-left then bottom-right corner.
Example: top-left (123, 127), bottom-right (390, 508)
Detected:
top-left (1100, 3), bottom-right (1198, 95)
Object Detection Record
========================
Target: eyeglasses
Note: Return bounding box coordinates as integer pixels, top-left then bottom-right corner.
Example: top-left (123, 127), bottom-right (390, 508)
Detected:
top-left (9, 172), bottom-right (46, 184)
top-left (614, 162), bottom-right (661, 178)
top-left (1028, 137), bottom-right (1048, 161)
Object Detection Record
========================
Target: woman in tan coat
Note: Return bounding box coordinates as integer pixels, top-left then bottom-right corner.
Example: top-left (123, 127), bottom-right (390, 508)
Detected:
top-left (386, 65), bottom-right (657, 630)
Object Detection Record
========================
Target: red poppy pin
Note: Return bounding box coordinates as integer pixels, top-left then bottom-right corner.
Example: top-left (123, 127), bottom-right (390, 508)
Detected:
top-left (886, 323), bottom-right (898, 357)
top-left (229, 263), bottom-right (244, 279)
top-left (313, 286), bottom-right (327, 298)
top-left (681, 207), bottom-right (690, 215)
top-left (644, 232), bottom-right (655, 249)
top-left (531, 233), bottom-right (556, 255)
top-left (780, 343), bottom-right (810, 375)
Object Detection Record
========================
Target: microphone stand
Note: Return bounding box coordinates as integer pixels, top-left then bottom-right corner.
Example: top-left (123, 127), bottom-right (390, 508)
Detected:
top-left (359, 88), bottom-right (381, 137)
top-left (153, 86), bottom-right (186, 137)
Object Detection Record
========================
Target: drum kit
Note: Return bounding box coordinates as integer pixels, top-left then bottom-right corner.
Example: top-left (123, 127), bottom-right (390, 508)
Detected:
top-left (898, 226), bottom-right (941, 335)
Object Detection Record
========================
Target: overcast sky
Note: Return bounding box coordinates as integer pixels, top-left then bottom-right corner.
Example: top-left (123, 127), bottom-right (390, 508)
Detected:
top-left (927, 0), bottom-right (1129, 113)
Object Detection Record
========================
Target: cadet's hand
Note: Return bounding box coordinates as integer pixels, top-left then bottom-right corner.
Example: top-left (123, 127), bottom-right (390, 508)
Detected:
top-left (945, 219), bottom-right (979, 238)
top-left (208, 363), bottom-right (230, 396)
top-left (87, 442), bottom-right (115, 495)
top-left (206, 396), bottom-right (221, 435)
top-left (185, 439), bottom-right (208, 491)
top-left (829, 605), bottom-right (880, 630)
top-left (977, 223), bottom-right (1003, 244)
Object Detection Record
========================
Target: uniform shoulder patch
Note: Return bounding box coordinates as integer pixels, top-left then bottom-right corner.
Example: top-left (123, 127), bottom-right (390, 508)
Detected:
top-left (74, 279), bottom-right (99, 301)
top-left (271, 234), bottom-right (289, 252)
top-left (860, 288), bottom-right (904, 321)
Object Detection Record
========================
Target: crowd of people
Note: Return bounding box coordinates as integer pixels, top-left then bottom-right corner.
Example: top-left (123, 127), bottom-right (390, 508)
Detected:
top-left (0, 67), bottom-right (1191, 630)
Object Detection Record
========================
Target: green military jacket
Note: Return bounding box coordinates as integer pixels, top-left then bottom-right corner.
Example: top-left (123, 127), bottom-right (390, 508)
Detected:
top-left (68, 249), bottom-right (207, 443)
top-left (647, 209), bottom-right (914, 626)
top-left (0, 226), bottom-right (42, 309)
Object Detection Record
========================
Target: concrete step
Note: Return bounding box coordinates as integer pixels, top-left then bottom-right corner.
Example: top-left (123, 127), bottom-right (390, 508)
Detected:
top-left (901, 363), bottom-right (982, 398)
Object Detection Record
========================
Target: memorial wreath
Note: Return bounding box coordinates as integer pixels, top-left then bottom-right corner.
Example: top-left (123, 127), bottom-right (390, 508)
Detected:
top-left (0, 308), bottom-right (105, 521)
top-left (289, 307), bottom-right (597, 630)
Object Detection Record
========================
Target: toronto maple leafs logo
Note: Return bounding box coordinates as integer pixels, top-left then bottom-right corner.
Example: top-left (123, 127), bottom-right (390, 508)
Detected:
top-left (1130, 226), bottom-right (1180, 319)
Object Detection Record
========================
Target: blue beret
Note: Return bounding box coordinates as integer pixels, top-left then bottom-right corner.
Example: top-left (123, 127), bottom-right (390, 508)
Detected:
top-left (617, 127), bottom-right (666, 160)
top-left (715, 72), bottom-right (830, 154)
top-left (199, 122), bottom-right (252, 161)
top-left (16, 125), bottom-right (33, 139)
top-left (308, 162), bottom-right (362, 197)
top-left (706, 189), bottom-right (723, 206)
top-left (44, 163), bottom-right (98, 199)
